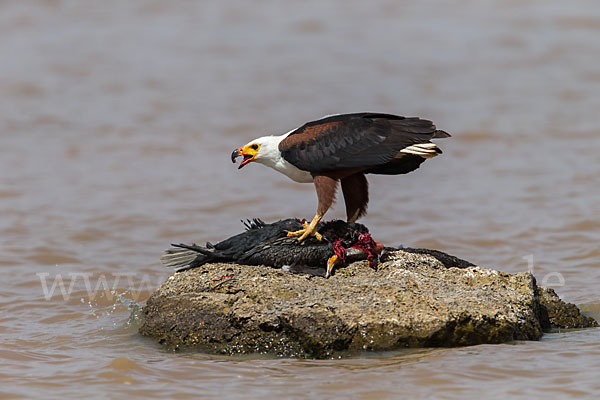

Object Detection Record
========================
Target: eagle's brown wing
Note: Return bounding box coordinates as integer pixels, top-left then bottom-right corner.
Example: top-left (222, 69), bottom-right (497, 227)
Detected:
top-left (278, 113), bottom-right (448, 172)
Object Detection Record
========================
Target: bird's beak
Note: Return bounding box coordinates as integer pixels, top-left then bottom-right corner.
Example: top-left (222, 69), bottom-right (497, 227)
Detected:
top-left (231, 148), bottom-right (241, 163)
top-left (231, 146), bottom-right (256, 169)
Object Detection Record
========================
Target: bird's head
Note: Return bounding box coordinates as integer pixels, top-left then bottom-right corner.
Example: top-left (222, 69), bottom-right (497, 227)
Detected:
top-left (231, 136), bottom-right (279, 169)
top-left (231, 142), bottom-right (260, 169)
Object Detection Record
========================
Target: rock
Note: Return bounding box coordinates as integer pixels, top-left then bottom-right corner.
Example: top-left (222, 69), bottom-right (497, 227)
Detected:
top-left (537, 287), bottom-right (598, 330)
top-left (140, 249), bottom-right (597, 358)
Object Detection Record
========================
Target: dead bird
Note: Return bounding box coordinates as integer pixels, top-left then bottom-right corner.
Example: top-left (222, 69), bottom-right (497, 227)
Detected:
top-left (160, 218), bottom-right (383, 277)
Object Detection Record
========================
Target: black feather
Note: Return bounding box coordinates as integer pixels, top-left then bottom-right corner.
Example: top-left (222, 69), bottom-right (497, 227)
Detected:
top-left (162, 219), bottom-right (370, 273)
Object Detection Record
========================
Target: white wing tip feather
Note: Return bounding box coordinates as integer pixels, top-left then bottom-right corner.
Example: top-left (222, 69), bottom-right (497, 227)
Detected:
top-left (399, 143), bottom-right (441, 159)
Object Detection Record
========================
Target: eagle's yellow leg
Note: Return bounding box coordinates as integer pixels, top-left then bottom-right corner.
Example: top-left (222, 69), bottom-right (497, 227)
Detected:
top-left (287, 213), bottom-right (324, 242)
top-left (288, 176), bottom-right (335, 242)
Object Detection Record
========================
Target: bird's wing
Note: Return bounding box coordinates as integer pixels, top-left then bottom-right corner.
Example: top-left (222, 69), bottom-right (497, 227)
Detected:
top-left (278, 113), bottom-right (448, 172)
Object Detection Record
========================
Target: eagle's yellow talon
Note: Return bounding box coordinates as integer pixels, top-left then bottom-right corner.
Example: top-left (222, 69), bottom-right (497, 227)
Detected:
top-left (287, 221), bottom-right (323, 242)
top-left (297, 231), bottom-right (310, 241)
top-left (287, 222), bottom-right (309, 237)
top-left (286, 229), bottom-right (302, 237)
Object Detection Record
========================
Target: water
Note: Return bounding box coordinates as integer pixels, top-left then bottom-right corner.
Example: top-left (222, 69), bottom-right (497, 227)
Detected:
top-left (1, 0), bottom-right (599, 398)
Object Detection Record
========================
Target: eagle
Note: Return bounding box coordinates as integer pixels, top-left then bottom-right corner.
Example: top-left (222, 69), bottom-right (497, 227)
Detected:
top-left (231, 112), bottom-right (450, 241)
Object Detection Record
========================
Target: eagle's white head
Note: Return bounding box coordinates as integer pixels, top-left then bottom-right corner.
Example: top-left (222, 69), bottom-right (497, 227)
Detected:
top-left (231, 134), bottom-right (313, 183)
top-left (231, 135), bottom-right (283, 169)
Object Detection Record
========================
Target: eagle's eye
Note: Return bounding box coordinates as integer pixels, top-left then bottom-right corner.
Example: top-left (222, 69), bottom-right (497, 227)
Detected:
top-left (251, 144), bottom-right (259, 150)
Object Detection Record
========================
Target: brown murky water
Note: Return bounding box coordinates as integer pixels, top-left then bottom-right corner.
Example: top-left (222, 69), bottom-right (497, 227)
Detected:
top-left (1, 0), bottom-right (600, 398)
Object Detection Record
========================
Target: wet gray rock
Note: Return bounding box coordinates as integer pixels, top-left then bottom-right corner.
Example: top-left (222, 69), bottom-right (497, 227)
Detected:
top-left (140, 249), bottom-right (597, 358)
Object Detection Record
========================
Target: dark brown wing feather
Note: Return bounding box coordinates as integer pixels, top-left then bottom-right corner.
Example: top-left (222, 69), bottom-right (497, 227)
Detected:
top-left (278, 113), bottom-right (448, 172)
top-left (363, 154), bottom-right (425, 175)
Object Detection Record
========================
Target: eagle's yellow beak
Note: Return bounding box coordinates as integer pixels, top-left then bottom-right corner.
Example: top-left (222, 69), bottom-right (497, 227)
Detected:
top-left (231, 144), bottom-right (259, 169)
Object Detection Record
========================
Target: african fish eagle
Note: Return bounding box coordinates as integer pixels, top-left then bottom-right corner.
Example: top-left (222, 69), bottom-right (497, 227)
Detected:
top-left (231, 112), bottom-right (450, 241)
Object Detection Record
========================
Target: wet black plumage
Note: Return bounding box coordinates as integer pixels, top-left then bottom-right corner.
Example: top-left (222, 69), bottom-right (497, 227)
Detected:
top-left (161, 218), bottom-right (371, 274)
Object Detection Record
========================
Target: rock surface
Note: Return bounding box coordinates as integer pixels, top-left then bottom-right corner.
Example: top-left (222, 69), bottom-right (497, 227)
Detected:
top-left (537, 287), bottom-right (597, 330)
top-left (140, 249), bottom-right (597, 358)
